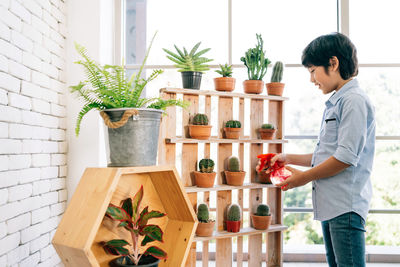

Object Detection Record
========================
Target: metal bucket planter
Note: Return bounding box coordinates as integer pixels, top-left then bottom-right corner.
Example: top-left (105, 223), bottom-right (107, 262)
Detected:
top-left (101, 108), bottom-right (163, 167)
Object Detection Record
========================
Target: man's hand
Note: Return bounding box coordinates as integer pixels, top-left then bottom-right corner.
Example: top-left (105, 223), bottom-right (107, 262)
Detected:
top-left (275, 166), bottom-right (311, 191)
top-left (256, 153), bottom-right (287, 173)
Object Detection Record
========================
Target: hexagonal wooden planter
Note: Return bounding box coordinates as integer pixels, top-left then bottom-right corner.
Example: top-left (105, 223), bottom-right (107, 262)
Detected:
top-left (52, 166), bottom-right (197, 267)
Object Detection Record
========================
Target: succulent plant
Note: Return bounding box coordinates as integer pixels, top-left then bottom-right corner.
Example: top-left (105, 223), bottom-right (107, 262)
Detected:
top-left (240, 34), bottom-right (271, 80)
top-left (163, 42), bottom-right (213, 72)
top-left (225, 120), bottom-right (241, 128)
top-left (228, 156), bottom-right (240, 172)
top-left (227, 204), bottom-right (241, 221)
top-left (256, 204), bottom-right (271, 216)
top-left (192, 113), bottom-right (209, 125)
top-left (271, 61), bottom-right (284, 83)
top-left (199, 158), bottom-right (215, 173)
top-left (261, 123), bottom-right (275, 129)
top-left (215, 63), bottom-right (233, 77)
top-left (197, 203), bottom-right (210, 223)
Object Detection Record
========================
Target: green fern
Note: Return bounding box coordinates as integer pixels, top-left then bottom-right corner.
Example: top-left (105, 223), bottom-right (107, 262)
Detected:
top-left (71, 32), bottom-right (188, 136)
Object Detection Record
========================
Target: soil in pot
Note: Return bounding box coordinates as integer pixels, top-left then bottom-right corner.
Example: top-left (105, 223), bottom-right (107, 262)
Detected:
top-left (196, 221), bottom-right (215, 237)
top-left (194, 171), bottom-right (216, 188)
top-left (243, 80), bottom-right (264, 94)
top-left (259, 128), bottom-right (276, 140)
top-left (251, 214), bottom-right (272, 230)
top-left (189, 125), bottom-right (212, 140)
top-left (224, 127), bottom-right (241, 139)
top-left (214, 77), bottom-right (235, 92)
top-left (226, 220), bottom-right (241, 232)
top-left (266, 82), bottom-right (285, 96)
top-left (109, 254), bottom-right (160, 267)
top-left (224, 171), bottom-right (246, 186)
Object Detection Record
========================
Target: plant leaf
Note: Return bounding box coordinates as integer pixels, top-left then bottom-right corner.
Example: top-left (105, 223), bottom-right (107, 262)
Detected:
top-left (102, 239), bottom-right (130, 256)
top-left (139, 210), bottom-right (166, 227)
top-left (132, 185), bottom-right (144, 221)
top-left (143, 246), bottom-right (167, 259)
top-left (106, 204), bottom-right (131, 222)
top-left (121, 198), bottom-right (133, 218)
top-left (141, 235), bottom-right (154, 246)
top-left (142, 225), bottom-right (163, 242)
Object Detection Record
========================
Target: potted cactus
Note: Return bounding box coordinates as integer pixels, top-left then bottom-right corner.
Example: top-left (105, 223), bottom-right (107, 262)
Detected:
top-left (240, 34), bottom-right (271, 94)
top-left (163, 42), bottom-right (213, 90)
top-left (224, 120), bottom-right (241, 139)
top-left (259, 123), bottom-right (276, 140)
top-left (214, 63), bottom-right (235, 92)
top-left (194, 158), bottom-right (216, 188)
top-left (266, 61), bottom-right (285, 96)
top-left (188, 113), bottom-right (212, 140)
top-left (226, 204), bottom-right (241, 232)
top-left (224, 156), bottom-right (246, 186)
top-left (195, 203), bottom-right (215, 237)
top-left (251, 203), bottom-right (272, 230)
top-left (101, 185), bottom-right (167, 266)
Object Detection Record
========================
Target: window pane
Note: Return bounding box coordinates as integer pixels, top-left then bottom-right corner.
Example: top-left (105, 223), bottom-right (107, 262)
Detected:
top-left (144, 0), bottom-right (228, 65)
top-left (358, 68), bottom-right (400, 136)
top-left (232, 0), bottom-right (337, 64)
top-left (350, 0), bottom-right (400, 63)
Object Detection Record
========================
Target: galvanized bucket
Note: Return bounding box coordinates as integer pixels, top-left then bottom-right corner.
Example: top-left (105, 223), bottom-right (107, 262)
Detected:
top-left (102, 108), bottom-right (163, 167)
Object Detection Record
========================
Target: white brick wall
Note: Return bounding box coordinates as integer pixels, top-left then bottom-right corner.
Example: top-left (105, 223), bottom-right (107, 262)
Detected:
top-left (0, 1), bottom-right (67, 265)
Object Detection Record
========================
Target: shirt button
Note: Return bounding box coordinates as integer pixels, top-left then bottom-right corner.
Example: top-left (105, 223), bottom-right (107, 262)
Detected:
top-left (312, 187), bottom-right (315, 190)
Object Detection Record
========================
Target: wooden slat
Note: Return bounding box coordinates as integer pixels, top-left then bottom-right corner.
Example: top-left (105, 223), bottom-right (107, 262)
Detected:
top-left (185, 183), bottom-right (275, 193)
top-left (237, 96), bottom-right (245, 267)
top-left (166, 137), bottom-right (287, 144)
top-left (158, 92), bottom-right (176, 165)
top-left (160, 88), bottom-right (288, 101)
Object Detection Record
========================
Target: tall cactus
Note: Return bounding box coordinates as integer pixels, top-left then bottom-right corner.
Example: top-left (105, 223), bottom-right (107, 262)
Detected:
top-left (240, 34), bottom-right (271, 80)
top-left (197, 203), bottom-right (209, 222)
top-left (256, 204), bottom-right (271, 216)
top-left (199, 158), bottom-right (215, 173)
top-left (225, 120), bottom-right (241, 128)
top-left (228, 156), bottom-right (240, 172)
top-left (227, 204), bottom-right (241, 221)
top-left (192, 113), bottom-right (209, 125)
top-left (271, 61), bottom-right (284, 83)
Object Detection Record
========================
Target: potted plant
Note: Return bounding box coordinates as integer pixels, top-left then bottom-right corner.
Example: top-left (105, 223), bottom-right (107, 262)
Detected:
top-left (194, 158), bottom-right (216, 188)
top-left (214, 63), bottom-right (235, 91)
top-left (251, 204), bottom-right (272, 230)
top-left (70, 32), bottom-right (188, 167)
top-left (226, 204), bottom-right (241, 233)
top-left (224, 120), bottom-right (241, 139)
top-left (188, 113), bottom-right (212, 140)
top-left (224, 156), bottom-right (246, 186)
top-left (163, 42), bottom-right (213, 90)
top-left (266, 61), bottom-right (285, 96)
top-left (195, 203), bottom-right (215, 237)
top-left (259, 123), bottom-right (276, 140)
top-left (101, 185), bottom-right (167, 266)
top-left (240, 34), bottom-right (271, 94)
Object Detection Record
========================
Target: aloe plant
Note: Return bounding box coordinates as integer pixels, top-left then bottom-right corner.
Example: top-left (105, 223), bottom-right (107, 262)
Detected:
top-left (215, 63), bottom-right (233, 77)
top-left (102, 185), bottom-right (167, 265)
top-left (240, 34), bottom-right (271, 80)
top-left (70, 32), bottom-right (188, 136)
top-left (163, 42), bottom-right (213, 72)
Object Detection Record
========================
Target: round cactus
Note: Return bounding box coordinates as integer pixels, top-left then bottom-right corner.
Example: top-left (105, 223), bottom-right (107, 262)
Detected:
top-left (227, 204), bottom-right (241, 221)
top-left (228, 156), bottom-right (240, 172)
top-left (197, 203), bottom-right (209, 222)
top-left (256, 204), bottom-right (270, 216)
top-left (225, 120), bottom-right (241, 128)
top-left (199, 158), bottom-right (215, 173)
top-left (270, 61), bottom-right (284, 83)
top-left (261, 123), bottom-right (275, 129)
top-left (192, 113), bottom-right (209, 125)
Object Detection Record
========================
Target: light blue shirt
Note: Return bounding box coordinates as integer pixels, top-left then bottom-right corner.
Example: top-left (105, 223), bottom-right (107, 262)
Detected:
top-left (311, 78), bottom-right (375, 221)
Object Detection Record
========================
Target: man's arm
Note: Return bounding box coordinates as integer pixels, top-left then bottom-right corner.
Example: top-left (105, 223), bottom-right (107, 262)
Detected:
top-left (286, 153), bottom-right (313, 167)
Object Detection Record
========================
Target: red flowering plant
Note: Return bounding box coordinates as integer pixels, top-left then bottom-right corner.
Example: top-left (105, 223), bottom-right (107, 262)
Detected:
top-left (101, 185), bottom-right (167, 265)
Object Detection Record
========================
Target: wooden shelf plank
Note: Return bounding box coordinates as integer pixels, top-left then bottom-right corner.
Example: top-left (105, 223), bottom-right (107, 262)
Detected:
top-left (185, 183), bottom-right (276, 193)
top-left (193, 225), bottom-right (288, 242)
top-left (160, 88), bottom-right (289, 101)
top-left (165, 137), bottom-right (288, 144)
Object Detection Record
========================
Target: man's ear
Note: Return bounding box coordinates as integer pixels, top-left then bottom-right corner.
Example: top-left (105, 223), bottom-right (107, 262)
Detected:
top-left (329, 56), bottom-right (339, 71)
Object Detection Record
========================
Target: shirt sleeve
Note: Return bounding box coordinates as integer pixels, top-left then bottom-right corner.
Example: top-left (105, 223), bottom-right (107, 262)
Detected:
top-left (333, 94), bottom-right (368, 166)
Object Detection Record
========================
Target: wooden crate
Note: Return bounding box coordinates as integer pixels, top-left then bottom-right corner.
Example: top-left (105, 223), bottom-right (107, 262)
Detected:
top-left (158, 88), bottom-right (288, 267)
top-left (52, 166), bottom-right (197, 267)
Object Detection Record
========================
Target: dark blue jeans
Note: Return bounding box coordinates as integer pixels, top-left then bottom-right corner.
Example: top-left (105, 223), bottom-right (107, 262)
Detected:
top-left (321, 212), bottom-right (366, 267)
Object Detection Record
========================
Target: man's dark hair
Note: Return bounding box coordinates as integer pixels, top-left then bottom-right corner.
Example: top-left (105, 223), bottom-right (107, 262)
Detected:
top-left (301, 32), bottom-right (358, 79)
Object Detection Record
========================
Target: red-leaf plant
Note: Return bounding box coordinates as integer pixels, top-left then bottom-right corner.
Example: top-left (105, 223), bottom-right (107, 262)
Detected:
top-left (101, 185), bottom-right (167, 265)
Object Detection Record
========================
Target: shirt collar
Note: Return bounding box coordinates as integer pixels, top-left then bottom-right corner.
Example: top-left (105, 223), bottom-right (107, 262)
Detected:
top-left (326, 78), bottom-right (358, 107)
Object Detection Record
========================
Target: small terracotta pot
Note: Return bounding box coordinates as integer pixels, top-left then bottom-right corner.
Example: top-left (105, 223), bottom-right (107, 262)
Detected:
top-left (196, 220), bottom-right (215, 237)
top-left (224, 171), bottom-right (246, 186)
top-left (251, 214), bottom-right (272, 230)
top-left (214, 77), bottom-right (235, 92)
top-left (266, 82), bottom-right (285, 96)
top-left (189, 125), bottom-right (212, 140)
top-left (243, 80), bottom-right (264, 94)
top-left (259, 128), bottom-right (276, 140)
top-left (224, 127), bottom-right (241, 139)
top-left (194, 171), bottom-right (216, 188)
top-left (258, 171), bottom-right (271, 184)
top-left (226, 220), bottom-right (241, 232)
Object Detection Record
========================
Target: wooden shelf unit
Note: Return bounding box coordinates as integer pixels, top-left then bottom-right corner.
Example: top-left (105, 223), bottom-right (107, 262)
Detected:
top-left (158, 88), bottom-right (287, 267)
